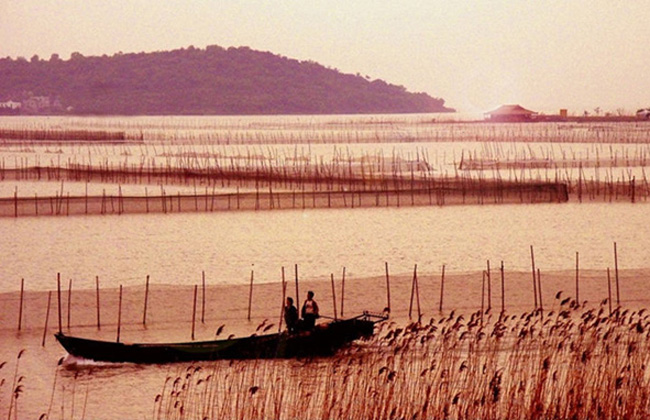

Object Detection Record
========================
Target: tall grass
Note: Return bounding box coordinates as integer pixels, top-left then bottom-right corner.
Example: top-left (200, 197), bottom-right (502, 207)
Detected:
top-left (154, 300), bottom-right (650, 419)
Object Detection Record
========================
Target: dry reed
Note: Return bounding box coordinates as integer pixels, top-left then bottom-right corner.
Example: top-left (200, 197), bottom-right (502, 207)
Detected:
top-left (154, 299), bottom-right (650, 419)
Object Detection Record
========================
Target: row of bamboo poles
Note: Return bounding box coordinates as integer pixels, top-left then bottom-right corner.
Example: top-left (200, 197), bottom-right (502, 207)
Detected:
top-left (1, 168), bottom-right (646, 218)
top-left (460, 143), bottom-right (650, 170)
top-left (3, 140), bottom-right (650, 187)
top-left (0, 174), bottom-right (569, 217)
top-left (1, 142), bottom-right (645, 189)
top-left (1, 148), bottom-right (648, 218)
top-left (2, 119), bottom-right (650, 145)
top-left (10, 243), bottom-right (623, 347)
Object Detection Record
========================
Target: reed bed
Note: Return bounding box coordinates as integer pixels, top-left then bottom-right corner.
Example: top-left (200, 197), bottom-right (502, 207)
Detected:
top-left (0, 263), bottom-right (646, 419)
top-left (154, 300), bottom-right (650, 419)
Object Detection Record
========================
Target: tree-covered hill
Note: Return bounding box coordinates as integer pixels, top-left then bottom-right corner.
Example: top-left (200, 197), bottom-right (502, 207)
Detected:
top-left (0, 45), bottom-right (454, 115)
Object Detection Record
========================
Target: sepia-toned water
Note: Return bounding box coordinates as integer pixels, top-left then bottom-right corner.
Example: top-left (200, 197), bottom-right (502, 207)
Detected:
top-left (0, 201), bottom-right (649, 294)
top-left (1, 115), bottom-right (650, 419)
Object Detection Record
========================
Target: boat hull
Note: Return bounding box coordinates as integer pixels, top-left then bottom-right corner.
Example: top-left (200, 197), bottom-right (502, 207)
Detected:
top-left (55, 317), bottom-right (377, 364)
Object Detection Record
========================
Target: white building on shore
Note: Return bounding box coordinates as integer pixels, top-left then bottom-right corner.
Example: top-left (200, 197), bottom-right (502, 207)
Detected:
top-left (0, 100), bottom-right (21, 110)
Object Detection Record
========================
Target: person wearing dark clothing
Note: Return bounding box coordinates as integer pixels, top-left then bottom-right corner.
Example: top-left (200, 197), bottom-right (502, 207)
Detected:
top-left (301, 291), bottom-right (320, 330)
top-left (284, 297), bottom-right (299, 333)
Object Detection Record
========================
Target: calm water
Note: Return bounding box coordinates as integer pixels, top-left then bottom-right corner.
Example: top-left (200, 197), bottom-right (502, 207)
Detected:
top-left (1, 201), bottom-right (648, 293)
top-left (2, 115), bottom-right (650, 419)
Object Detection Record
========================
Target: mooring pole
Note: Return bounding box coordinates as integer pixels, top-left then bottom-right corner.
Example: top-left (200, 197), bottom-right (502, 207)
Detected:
top-left (614, 242), bottom-right (620, 306)
top-left (481, 271), bottom-right (485, 325)
top-left (67, 278), bottom-right (72, 329)
top-left (530, 246), bottom-right (538, 310)
top-left (486, 260), bottom-right (492, 311)
top-left (143, 275), bottom-right (149, 325)
top-left (500, 261), bottom-right (505, 314)
top-left (575, 252), bottom-right (580, 305)
top-left (116, 285), bottom-right (123, 343)
top-left (57, 273), bottom-right (62, 334)
top-left (278, 267), bottom-right (286, 333)
top-left (414, 264), bottom-right (421, 321)
top-left (18, 278), bottom-right (24, 331)
top-left (607, 267), bottom-right (613, 315)
top-left (201, 271), bottom-right (206, 324)
top-left (439, 264), bottom-right (445, 312)
top-left (42, 291), bottom-right (52, 347)
top-left (192, 285), bottom-right (198, 340)
top-left (385, 262), bottom-right (391, 312)
top-left (330, 273), bottom-right (338, 320)
top-left (247, 268), bottom-right (254, 321)
top-left (537, 268), bottom-right (544, 314)
top-left (408, 265), bottom-right (416, 320)
top-left (340, 267), bottom-right (346, 317)
top-left (95, 276), bottom-right (101, 330)
top-left (294, 264), bottom-right (300, 308)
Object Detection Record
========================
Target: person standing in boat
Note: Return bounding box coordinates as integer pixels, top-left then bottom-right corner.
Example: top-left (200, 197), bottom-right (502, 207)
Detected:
top-left (301, 291), bottom-right (320, 330)
top-left (284, 297), bottom-right (299, 333)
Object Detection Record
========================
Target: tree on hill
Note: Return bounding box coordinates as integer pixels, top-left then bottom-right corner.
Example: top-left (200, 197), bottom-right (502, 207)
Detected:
top-left (0, 45), bottom-right (454, 115)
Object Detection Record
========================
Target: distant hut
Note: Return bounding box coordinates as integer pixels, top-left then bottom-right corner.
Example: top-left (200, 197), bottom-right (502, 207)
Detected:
top-left (485, 104), bottom-right (537, 122)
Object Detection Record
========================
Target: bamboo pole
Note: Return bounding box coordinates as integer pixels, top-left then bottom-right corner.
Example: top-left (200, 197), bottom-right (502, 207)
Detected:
top-left (278, 267), bottom-right (286, 333)
top-left (247, 267), bottom-right (254, 321)
top-left (116, 285), bottom-right (123, 343)
top-left (18, 278), bottom-right (24, 331)
top-left (385, 262), bottom-right (391, 312)
top-left (340, 267), bottom-right (346, 317)
top-left (530, 246), bottom-right (538, 309)
top-left (295, 264), bottom-right (300, 308)
top-left (614, 242), bottom-right (620, 306)
top-left (481, 270), bottom-right (485, 325)
top-left (143, 275), bottom-right (149, 325)
top-left (192, 285), bottom-right (198, 340)
top-left (486, 260), bottom-right (492, 311)
top-left (414, 264), bottom-right (421, 321)
top-left (42, 291), bottom-right (52, 347)
top-left (607, 267), bottom-right (613, 315)
top-left (537, 268), bottom-right (544, 313)
top-left (409, 265), bottom-right (416, 320)
top-left (201, 271), bottom-right (206, 324)
top-left (67, 278), bottom-right (72, 329)
top-left (500, 261), bottom-right (505, 314)
top-left (330, 274), bottom-right (338, 320)
top-left (95, 276), bottom-right (101, 330)
top-left (439, 264), bottom-right (445, 312)
top-left (57, 273), bottom-right (62, 334)
top-left (575, 252), bottom-right (580, 305)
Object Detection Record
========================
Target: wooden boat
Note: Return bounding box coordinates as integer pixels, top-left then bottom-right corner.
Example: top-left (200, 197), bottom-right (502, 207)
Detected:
top-left (55, 312), bottom-right (386, 364)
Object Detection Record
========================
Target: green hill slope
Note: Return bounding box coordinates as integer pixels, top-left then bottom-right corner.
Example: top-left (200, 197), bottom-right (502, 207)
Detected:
top-left (0, 45), bottom-right (454, 115)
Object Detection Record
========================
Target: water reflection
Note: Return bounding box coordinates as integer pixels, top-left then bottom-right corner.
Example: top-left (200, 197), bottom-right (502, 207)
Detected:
top-left (1, 202), bottom-right (648, 292)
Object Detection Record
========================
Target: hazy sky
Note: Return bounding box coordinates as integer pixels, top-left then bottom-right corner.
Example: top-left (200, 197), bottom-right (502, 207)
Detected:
top-left (2, 1), bottom-right (649, 114)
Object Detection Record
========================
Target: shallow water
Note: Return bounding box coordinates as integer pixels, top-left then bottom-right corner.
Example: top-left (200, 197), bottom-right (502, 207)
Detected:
top-left (2, 115), bottom-right (650, 419)
top-left (1, 201), bottom-right (648, 293)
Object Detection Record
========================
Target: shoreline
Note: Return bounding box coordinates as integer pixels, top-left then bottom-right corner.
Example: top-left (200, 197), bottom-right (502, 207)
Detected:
top-left (2, 267), bottom-right (648, 340)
